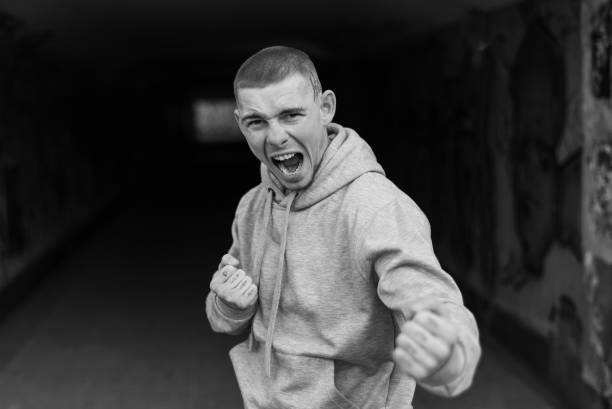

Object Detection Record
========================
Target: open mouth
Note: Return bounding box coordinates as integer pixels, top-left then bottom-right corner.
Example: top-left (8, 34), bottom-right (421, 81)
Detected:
top-left (271, 152), bottom-right (304, 176)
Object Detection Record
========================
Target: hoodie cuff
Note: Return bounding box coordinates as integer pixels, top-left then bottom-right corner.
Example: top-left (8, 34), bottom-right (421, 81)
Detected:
top-left (214, 293), bottom-right (256, 321)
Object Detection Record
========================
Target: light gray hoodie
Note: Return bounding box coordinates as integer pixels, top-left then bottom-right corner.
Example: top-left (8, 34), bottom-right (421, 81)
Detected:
top-left (206, 123), bottom-right (481, 408)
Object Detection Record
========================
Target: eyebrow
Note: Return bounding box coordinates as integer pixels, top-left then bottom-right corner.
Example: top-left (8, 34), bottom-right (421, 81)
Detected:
top-left (279, 107), bottom-right (307, 115)
top-left (241, 113), bottom-right (264, 124)
top-left (241, 107), bottom-right (306, 124)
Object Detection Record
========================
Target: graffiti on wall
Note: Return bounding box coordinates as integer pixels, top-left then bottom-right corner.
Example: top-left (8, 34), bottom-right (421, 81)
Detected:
top-left (591, 1), bottom-right (612, 99)
top-left (509, 19), bottom-right (571, 279)
top-left (586, 141), bottom-right (612, 251)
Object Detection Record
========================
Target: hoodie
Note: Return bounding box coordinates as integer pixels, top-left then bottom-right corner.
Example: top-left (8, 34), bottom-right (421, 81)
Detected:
top-left (205, 123), bottom-right (481, 408)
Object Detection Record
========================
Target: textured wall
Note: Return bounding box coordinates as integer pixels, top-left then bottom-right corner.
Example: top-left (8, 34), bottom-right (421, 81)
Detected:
top-left (375, 0), bottom-right (608, 406)
top-left (582, 0), bottom-right (612, 403)
top-left (407, 0), bottom-right (612, 405)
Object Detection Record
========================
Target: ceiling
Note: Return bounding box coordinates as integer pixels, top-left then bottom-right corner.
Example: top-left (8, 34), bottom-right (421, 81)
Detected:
top-left (1, 0), bottom-right (519, 70)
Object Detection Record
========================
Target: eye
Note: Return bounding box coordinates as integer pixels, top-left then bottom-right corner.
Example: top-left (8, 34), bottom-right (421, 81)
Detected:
top-left (246, 119), bottom-right (265, 129)
top-left (282, 112), bottom-right (302, 122)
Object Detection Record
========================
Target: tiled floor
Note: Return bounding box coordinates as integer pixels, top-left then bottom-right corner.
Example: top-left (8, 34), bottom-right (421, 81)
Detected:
top-left (0, 175), bottom-right (565, 409)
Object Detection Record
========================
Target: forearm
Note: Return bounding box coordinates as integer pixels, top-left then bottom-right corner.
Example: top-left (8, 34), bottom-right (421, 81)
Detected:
top-left (205, 291), bottom-right (256, 335)
top-left (358, 197), bottom-right (481, 396)
top-left (373, 238), bottom-right (481, 396)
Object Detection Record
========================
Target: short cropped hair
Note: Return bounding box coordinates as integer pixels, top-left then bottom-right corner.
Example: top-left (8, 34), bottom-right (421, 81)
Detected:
top-left (233, 46), bottom-right (322, 100)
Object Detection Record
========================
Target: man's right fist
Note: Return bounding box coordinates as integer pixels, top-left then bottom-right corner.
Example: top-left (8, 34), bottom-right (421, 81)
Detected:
top-left (210, 254), bottom-right (258, 311)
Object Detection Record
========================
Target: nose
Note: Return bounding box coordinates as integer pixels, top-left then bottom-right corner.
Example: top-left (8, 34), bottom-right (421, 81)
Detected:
top-left (266, 120), bottom-right (289, 147)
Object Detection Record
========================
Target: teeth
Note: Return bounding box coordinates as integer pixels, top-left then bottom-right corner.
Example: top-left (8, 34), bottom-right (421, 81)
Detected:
top-left (273, 153), bottom-right (296, 161)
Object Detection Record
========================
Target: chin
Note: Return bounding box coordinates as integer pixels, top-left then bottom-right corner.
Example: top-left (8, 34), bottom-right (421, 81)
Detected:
top-left (281, 174), bottom-right (313, 192)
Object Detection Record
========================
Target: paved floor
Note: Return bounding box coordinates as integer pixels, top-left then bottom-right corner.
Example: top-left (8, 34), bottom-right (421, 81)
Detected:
top-left (0, 168), bottom-right (566, 409)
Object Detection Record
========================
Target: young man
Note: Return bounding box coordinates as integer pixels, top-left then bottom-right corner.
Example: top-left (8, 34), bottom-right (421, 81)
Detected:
top-left (206, 46), bottom-right (481, 408)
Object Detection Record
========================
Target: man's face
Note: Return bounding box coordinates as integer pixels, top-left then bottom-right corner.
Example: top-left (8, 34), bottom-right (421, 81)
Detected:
top-left (234, 74), bottom-right (334, 191)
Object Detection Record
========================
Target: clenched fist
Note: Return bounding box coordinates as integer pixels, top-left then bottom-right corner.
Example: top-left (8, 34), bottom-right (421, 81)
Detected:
top-left (393, 297), bottom-right (464, 386)
top-left (210, 254), bottom-right (258, 310)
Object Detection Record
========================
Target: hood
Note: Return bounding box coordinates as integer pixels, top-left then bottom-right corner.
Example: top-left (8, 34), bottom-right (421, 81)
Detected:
top-left (260, 123), bottom-right (385, 210)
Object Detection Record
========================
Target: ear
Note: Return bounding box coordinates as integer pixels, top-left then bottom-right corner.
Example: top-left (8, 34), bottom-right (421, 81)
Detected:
top-left (319, 90), bottom-right (336, 125)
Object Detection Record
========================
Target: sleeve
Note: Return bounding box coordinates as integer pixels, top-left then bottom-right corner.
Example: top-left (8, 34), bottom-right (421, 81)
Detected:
top-left (205, 211), bottom-right (257, 335)
top-left (355, 198), bottom-right (481, 397)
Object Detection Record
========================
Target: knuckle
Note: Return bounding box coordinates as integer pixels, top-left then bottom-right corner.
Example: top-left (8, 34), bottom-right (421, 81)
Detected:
top-left (401, 320), bottom-right (415, 333)
top-left (413, 310), bottom-right (425, 320)
top-left (413, 311), bottom-right (430, 325)
top-left (423, 356), bottom-right (436, 371)
top-left (415, 368), bottom-right (428, 380)
top-left (440, 343), bottom-right (451, 358)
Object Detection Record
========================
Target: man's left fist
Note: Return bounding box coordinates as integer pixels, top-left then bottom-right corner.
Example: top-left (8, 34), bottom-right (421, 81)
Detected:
top-left (393, 305), bottom-right (463, 386)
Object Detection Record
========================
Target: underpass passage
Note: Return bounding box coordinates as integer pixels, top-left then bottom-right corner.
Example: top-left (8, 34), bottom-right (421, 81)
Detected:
top-left (0, 160), bottom-right (564, 409)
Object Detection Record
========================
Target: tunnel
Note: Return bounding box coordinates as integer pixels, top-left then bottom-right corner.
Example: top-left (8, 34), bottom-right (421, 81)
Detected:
top-left (0, 0), bottom-right (611, 408)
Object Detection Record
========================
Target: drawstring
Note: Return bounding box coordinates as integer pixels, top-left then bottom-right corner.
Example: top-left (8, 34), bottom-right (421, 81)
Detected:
top-left (264, 190), bottom-right (296, 377)
top-left (248, 188), bottom-right (274, 351)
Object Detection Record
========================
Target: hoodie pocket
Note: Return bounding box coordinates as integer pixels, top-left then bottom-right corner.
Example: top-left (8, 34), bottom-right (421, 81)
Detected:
top-left (273, 351), bottom-right (360, 409)
top-left (230, 342), bottom-right (361, 409)
top-left (328, 361), bottom-right (361, 409)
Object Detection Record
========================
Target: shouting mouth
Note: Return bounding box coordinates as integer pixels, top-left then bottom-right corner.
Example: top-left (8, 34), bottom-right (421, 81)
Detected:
top-left (271, 152), bottom-right (304, 176)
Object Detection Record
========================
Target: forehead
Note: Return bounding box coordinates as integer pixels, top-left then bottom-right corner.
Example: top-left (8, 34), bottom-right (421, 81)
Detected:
top-left (236, 74), bottom-right (314, 114)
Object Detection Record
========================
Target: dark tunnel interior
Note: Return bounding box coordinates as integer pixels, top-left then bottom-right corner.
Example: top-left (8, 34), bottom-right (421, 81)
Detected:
top-left (1, 0), bottom-right (612, 408)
